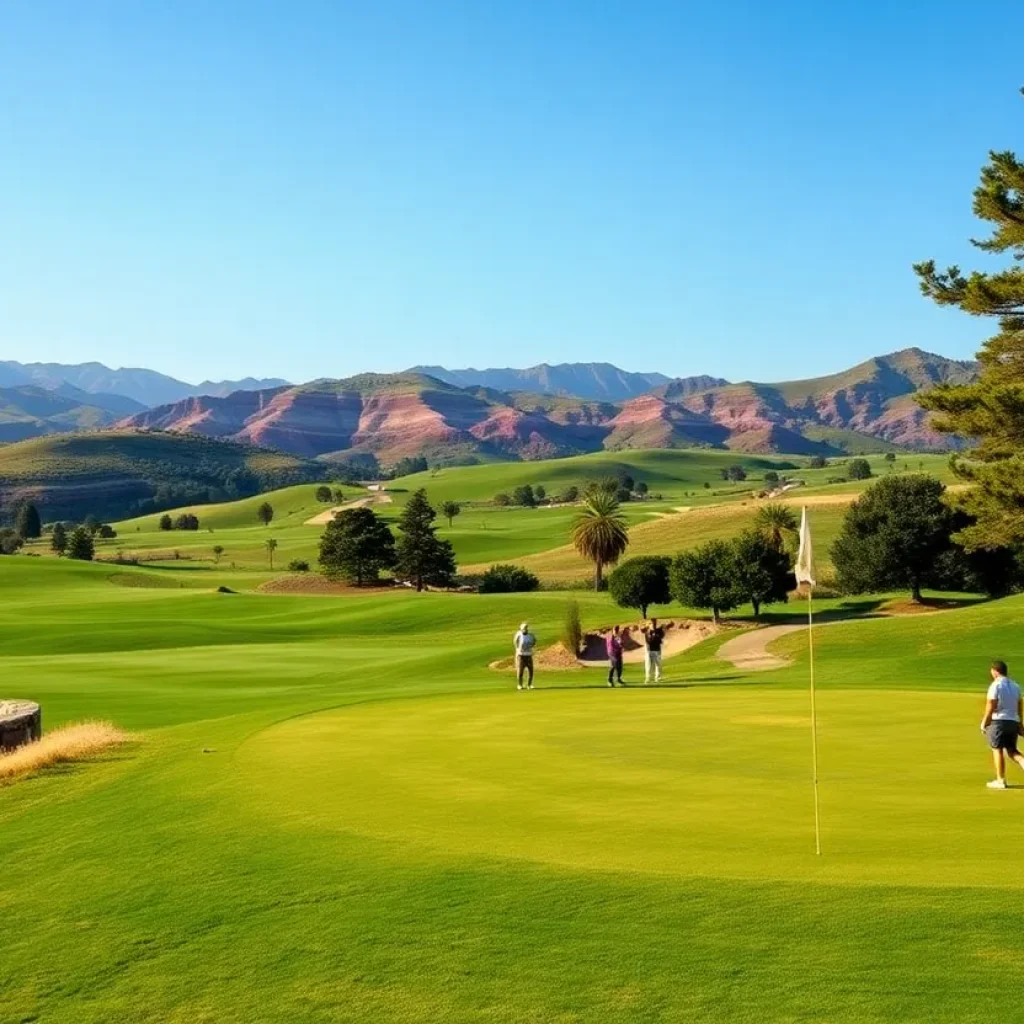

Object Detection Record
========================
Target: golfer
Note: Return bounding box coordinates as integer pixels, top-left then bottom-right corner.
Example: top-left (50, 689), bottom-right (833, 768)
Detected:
top-left (981, 659), bottom-right (1024, 789)
top-left (642, 618), bottom-right (665, 685)
top-left (606, 626), bottom-right (624, 687)
top-left (513, 621), bottom-right (536, 690)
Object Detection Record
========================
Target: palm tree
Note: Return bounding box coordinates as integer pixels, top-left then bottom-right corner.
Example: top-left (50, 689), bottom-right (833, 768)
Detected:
top-left (265, 537), bottom-right (278, 569)
top-left (754, 503), bottom-right (798, 552)
top-left (570, 492), bottom-right (629, 590)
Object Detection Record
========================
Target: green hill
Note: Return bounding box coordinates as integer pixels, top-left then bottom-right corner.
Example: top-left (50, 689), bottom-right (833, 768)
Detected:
top-left (0, 430), bottom-right (326, 523)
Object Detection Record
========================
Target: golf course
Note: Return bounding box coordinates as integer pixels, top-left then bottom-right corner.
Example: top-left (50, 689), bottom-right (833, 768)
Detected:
top-left (1, 461), bottom-right (1017, 1022)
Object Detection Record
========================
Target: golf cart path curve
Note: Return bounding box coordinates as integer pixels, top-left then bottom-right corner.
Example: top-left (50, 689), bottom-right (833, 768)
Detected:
top-left (716, 624), bottom-right (804, 671)
top-left (716, 601), bottom-right (961, 671)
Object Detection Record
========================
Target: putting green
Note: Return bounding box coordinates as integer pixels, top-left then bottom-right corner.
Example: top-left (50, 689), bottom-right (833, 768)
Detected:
top-left (237, 686), bottom-right (1008, 887)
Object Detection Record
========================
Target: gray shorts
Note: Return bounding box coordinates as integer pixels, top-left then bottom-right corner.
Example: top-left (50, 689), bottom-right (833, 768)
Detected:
top-left (987, 720), bottom-right (1020, 752)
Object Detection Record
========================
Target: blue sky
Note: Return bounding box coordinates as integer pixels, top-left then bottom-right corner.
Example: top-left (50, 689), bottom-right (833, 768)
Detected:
top-left (1, 1), bottom-right (1021, 385)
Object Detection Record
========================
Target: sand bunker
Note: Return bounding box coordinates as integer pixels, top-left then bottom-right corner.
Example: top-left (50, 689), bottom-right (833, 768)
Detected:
top-left (305, 493), bottom-right (393, 526)
top-left (489, 620), bottom-right (723, 672)
top-left (490, 642), bottom-right (582, 672)
top-left (578, 619), bottom-right (721, 666)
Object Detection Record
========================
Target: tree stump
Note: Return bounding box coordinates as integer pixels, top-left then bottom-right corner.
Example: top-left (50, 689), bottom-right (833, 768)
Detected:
top-left (0, 701), bottom-right (41, 752)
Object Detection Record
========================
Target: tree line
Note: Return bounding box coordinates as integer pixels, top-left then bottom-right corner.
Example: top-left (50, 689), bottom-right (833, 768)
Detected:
top-left (0, 502), bottom-right (117, 560)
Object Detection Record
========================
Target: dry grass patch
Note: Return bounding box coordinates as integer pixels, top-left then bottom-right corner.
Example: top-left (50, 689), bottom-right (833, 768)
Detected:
top-left (0, 722), bottom-right (130, 784)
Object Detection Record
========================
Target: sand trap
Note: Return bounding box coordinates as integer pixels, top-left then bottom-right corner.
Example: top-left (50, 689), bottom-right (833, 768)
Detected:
top-left (578, 619), bottom-right (722, 667)
top-left (490, 642), bottom-right (581, 672)
top-left (305, 492), bottom-right (393, 526)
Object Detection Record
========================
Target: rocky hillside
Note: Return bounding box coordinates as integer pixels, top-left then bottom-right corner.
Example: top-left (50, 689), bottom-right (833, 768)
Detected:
top-left (113, 349), bottom-right (975, 464)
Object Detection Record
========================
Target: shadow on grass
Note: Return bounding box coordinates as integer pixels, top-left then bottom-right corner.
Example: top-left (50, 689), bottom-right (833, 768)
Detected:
top-left (524, 675), bottom-right (752, 692)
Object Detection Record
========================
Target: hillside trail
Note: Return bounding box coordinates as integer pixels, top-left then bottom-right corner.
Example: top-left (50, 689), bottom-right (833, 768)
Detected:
top-left (304, 492), bottom-right (393, 526)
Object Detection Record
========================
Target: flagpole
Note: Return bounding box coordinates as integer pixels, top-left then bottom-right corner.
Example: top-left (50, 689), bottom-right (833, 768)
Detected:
top-left (807, 584), bottom-right (822, 856)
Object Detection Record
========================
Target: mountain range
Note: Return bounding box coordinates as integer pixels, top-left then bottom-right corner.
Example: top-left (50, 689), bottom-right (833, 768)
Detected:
top-left (109, 348), bottom-right (977, 463)
top-left (410, 362), bottom-right (677, 401)
top-left (0, 360), bottom-right (289, 408)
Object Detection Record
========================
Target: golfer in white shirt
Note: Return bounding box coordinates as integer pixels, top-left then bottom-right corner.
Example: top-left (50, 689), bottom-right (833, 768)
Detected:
top-left (513, 622), bottom-right (536, 690)
top-left (981, 659), bottom-right (1024, 789)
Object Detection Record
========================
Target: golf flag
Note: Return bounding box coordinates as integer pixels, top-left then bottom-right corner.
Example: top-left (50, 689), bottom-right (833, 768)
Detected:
top-left (796, 504), bottom-right (822, 855)
top-left (795, 506), bottom-right (815, 588)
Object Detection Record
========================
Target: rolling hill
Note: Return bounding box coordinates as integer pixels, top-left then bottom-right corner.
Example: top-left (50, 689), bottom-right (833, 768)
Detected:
top-left (0, 430), bottom-right (325, 522)
top-left (116, 349), bottom-right (975, 465)
top-left (0, 384), bottom-right (145, 442)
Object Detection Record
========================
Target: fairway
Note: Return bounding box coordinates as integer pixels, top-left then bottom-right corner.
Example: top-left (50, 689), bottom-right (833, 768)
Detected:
top-left (3, 559), bottom-right (1022, 1023)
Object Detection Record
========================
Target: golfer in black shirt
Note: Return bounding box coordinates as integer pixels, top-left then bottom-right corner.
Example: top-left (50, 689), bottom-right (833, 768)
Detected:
top-left (642, 619), bottom-right (665, 684)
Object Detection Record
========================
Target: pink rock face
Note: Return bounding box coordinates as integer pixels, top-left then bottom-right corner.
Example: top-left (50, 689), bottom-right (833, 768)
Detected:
top-left (115, 389), bottom-right (287, 438)
top-left (237, 390), bottom-right (365, 457)
top-left (350, 392), bottom-right (468, 458)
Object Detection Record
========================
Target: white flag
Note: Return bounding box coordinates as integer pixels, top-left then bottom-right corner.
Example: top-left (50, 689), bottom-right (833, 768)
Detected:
top-left (795, 506), bottom-right (815, 587)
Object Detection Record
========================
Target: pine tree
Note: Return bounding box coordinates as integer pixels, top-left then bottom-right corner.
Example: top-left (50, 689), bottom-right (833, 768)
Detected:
top-left (319, 507), bottom-right (396, 585)
top-left (15, 503), bottom-right (41, 540)
top-left (914, 97), bottom-right (1024, 547)
top-left (51, 522), bottom-right (68, 555)
top-left (394, 489), bottom-right (456, 591)
top-left (67, 526), bottom-right (95, 561)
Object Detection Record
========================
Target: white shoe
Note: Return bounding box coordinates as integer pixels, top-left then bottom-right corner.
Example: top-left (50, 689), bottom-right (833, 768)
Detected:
top-left (987, 779), bottom-right (1009, 789)
top-left (517, 685), bottom-right (523, 691)
top-left (527, 684), bottom-right (534, 690)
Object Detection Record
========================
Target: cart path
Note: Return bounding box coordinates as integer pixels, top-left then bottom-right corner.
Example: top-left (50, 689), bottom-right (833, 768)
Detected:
top-left (716, 624), bottom-right (804, 671)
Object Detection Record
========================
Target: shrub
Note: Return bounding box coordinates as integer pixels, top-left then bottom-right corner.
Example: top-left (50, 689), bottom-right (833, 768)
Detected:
top-left (563, 599), bottom-right (583, 656)
top-left (173, 513), bottom-right (199, 531)
top-left (158, 514), bottom-right (173, 531)
top-left (315, 485), bottom-right (333, 502)
top-left (287, 559), bottom-right (310, 572)
top-left (808, 455), bottom-right (827, 469)
top-left (764, 471), bottom-right (779, 486)
top-left (98, 524), bottom-right (117, 539)
top-left (0, 528), bottom-right (24, 555)
top-left (847, 458), bottom-right (872, 481)
top-left (479, 564), bottom-right (540, 594)
top-left (0, 722), bottom-right (128, 784)
top-left (494, 492), bottom-right (512, 507)
top-left (512, 484), bottom-right (536, 507)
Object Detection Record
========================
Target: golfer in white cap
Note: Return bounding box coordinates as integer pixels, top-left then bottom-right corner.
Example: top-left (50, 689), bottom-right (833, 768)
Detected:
top-left (513, 621), bottom-right (536, 690)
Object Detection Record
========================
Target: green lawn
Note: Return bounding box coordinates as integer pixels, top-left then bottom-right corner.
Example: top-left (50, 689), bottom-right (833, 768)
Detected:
top-left (1, 556), bottom-right (1021, 1022)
